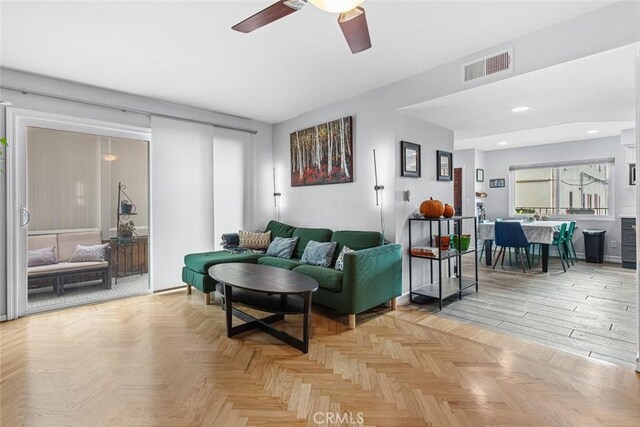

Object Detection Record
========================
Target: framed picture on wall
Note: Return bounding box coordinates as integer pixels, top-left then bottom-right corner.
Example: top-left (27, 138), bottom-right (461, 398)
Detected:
top-left (476, 168), bottom-right (484, 182)
top-left (436, 150), bottom-right (453, 181)
top-left (290, 116), bottom-right (353, 186)
top-left (400, 141), bottom-right (421, 178)
top-left (489, 178), bottom-right (506, 188)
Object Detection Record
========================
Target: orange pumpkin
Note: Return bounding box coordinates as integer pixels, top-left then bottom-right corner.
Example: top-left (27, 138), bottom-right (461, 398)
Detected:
top-left (443, 204), bottom-right (455, 218)
top-left (420, 198), bottom-right (445, 218)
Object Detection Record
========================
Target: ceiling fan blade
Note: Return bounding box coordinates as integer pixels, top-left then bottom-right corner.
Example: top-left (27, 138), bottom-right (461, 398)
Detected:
top-left (232, 1), bottom-right (301, 33)
top-left (338, 7), bottom-right (372, 54)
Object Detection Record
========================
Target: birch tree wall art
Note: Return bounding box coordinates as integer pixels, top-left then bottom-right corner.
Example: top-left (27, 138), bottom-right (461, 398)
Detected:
top-left (290, 116), bottom-right (353, 186)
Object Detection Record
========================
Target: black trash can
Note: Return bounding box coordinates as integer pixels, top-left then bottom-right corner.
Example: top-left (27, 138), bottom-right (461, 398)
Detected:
top-left (583, 229), bottom-right (606, 263)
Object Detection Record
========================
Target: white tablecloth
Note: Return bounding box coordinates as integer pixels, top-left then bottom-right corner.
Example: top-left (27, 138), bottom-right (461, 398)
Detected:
top-left (478, 221), bottom-right (570, 245)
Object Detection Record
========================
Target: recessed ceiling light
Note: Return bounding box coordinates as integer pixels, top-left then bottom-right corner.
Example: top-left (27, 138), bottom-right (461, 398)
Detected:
top-left (510, 106), bottom-right (531, 113)
top-left (498, 141), bottom-right (508, 145)
top-left (586, 130), bottom-right (599, 134)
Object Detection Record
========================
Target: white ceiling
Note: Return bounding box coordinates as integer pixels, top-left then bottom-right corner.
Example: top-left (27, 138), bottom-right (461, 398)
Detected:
top-left (455, 121), bottom-right (636, 151)
top-left (0, 0), bottom-right (617, 124)
top-left (402, 43), bottom-right (638, 151)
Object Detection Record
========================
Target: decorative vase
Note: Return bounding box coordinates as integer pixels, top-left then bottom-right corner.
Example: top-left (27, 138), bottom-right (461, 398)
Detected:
top-left (434, 235), bottom-right (451, 251)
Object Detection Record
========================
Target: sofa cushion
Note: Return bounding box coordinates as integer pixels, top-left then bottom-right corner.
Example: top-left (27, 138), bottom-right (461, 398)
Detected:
top-left (334, 245), bottom-right (355, 271)
top-left (301, 241), bottom-right (337, 267)
top-left (292, 227), bottom-right (333, 260)
top-left (58, 231), bottom-right (102, 262)
top-left (28, 234), bottom-right (59, 261)
top-left (182, 267), bottom-right (218, 294)
top-left (28, 261), bottom-right (108, 277)
top-left (265, 220), bottom-right (297, 240)
top-left (293, 265), bottom-right (343, 292)
top-left (257, 256), bottom-right (304, 270)
top-left (69, 243), bottom-right (110, 262)
top-left (331, 230), bottom-right (383, 265)
top-left (28, 246), bottom-right (57, 267)
top-left (184, 251), bottom-right (262, 274)
top-left (239, 230), bottom-right (271, 249)
top-left (266, 236), bottom-right (299, 259)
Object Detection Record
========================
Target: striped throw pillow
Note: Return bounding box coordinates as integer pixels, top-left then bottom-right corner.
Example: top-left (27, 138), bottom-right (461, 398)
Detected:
top-left (239, 230), bottom-right (271, 250)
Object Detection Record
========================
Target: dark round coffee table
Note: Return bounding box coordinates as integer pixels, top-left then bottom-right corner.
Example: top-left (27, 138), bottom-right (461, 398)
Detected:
top-left (209, 263), bottom-right (319, 353)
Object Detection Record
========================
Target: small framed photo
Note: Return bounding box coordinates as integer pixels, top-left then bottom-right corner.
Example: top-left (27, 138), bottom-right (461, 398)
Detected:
top-left (476, 168), bottom-right (484, 182)
top-left (490, 178), bottom-right (506, 188)
top-left (401, 141), bottom-right (421, 178)
top-left (436, 150), bottom-right (453, 181)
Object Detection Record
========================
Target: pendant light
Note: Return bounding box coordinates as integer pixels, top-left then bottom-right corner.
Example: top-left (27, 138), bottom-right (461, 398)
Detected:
top-left (102, 137), bottom-right (119, 162)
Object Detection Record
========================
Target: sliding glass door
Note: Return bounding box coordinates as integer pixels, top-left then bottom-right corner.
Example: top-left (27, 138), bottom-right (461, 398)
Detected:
top-left (7, 109), bottom-right (151, 316)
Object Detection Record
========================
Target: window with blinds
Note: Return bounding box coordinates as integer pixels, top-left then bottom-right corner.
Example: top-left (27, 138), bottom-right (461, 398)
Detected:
top-left (511, 159), bottom-right (613, 217)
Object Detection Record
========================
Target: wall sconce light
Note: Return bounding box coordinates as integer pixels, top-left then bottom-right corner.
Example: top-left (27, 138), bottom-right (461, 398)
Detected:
top-left (273, 167), bottom-right (282, 207)
top-left (373, 149), bottom-right (384, 206)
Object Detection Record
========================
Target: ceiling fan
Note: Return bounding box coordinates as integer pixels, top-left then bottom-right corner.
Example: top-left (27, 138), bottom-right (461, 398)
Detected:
top-left (232, 0), bottom-right (372, 54)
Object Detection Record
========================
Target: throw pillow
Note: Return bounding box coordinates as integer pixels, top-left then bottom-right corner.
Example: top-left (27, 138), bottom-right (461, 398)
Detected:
top-left (69, 243), bottom-right (110, 262)
top-left (334, 245), bottom-right (356, 271)
top-left (28, 246), bottom-right (57, 267)
top-left (301, 240), bottom-right (337, 268)
top-left (266, 236), bottom-right (299, 259)
top-left (239, 230), bottom-right (271, 250)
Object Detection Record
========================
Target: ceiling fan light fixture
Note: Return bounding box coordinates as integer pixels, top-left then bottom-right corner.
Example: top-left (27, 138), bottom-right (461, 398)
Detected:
top-left (283, 0), bottom-right (308, 11)
top-left (339, 6), bottom-right (363, 22)
top-left (309, 0), bottom-right (365, 13)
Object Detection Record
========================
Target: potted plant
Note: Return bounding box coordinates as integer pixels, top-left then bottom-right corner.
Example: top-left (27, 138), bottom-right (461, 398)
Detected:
top-left (121, 200), bottom-right (133, 214)
top-left (0, 137), bottom-right (7, 174)
top-left (117, 220), bottom-right (136, 243)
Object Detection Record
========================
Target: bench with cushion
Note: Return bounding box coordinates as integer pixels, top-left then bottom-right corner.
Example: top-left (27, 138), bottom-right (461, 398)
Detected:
top-left (28, 231), bottom-right (112, 296)
top-left (182, 220), bottom-right (402, 328)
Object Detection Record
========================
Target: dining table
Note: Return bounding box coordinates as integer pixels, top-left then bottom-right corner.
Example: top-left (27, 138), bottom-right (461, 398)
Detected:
top-left (479, 220), bottom-right (572, 272)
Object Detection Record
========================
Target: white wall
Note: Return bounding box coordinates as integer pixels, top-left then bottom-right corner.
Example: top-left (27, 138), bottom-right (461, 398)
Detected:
top-left (482, 136), bottom-right (633, 261)
top-left (0, 69), bottom-right (273, 316)
top-left (396, 113), bottom-right (454, 293)
top-left (213, 127), bottom-right (253, 250)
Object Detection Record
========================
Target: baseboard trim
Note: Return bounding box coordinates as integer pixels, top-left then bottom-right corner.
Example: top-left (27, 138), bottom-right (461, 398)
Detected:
top-left (0, 314), bottom-right (7, 322)
top-left (573, 252), bottom-right (621, 264)
top-left (397, 292), bottom-right (411, 306)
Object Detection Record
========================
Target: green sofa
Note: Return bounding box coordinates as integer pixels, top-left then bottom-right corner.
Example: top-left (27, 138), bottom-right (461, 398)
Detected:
top-left (182, 220), bottom-right (402, 328)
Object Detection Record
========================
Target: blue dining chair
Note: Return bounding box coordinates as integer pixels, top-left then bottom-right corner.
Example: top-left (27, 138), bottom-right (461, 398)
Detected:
top-left (493, 221), bottom-right (531, 273)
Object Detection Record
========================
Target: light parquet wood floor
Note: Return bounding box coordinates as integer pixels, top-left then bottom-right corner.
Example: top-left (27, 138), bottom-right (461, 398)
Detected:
top-left (1, 289), bottom-right (639, 426)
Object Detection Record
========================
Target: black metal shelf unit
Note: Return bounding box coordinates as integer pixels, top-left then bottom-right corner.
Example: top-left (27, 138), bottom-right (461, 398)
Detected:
top-left (408, 216), bottom-right (479, 309)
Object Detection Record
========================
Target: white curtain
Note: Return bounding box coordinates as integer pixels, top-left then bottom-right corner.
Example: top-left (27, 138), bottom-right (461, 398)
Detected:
top-left (213, 127), bottom-right (252, 250)
top-left (151, 117), bottom-right (215, 291)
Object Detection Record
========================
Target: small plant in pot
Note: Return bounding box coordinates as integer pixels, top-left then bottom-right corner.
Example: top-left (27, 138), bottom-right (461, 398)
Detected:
top-left (121, 200), bottom-right (134, 215)
top-left (117, 220), bottom-right (136, 243)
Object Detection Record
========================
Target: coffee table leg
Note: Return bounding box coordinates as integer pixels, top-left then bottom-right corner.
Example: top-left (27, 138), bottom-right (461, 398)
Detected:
top-left (224, 284), bottom-right (233, 338)
top-left (302, 292), bottom-right (311, 353)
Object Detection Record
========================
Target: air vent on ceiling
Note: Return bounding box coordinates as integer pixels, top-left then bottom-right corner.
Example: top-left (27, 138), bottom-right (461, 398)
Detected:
top-left (463, 48), bottom-right (513, 83)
